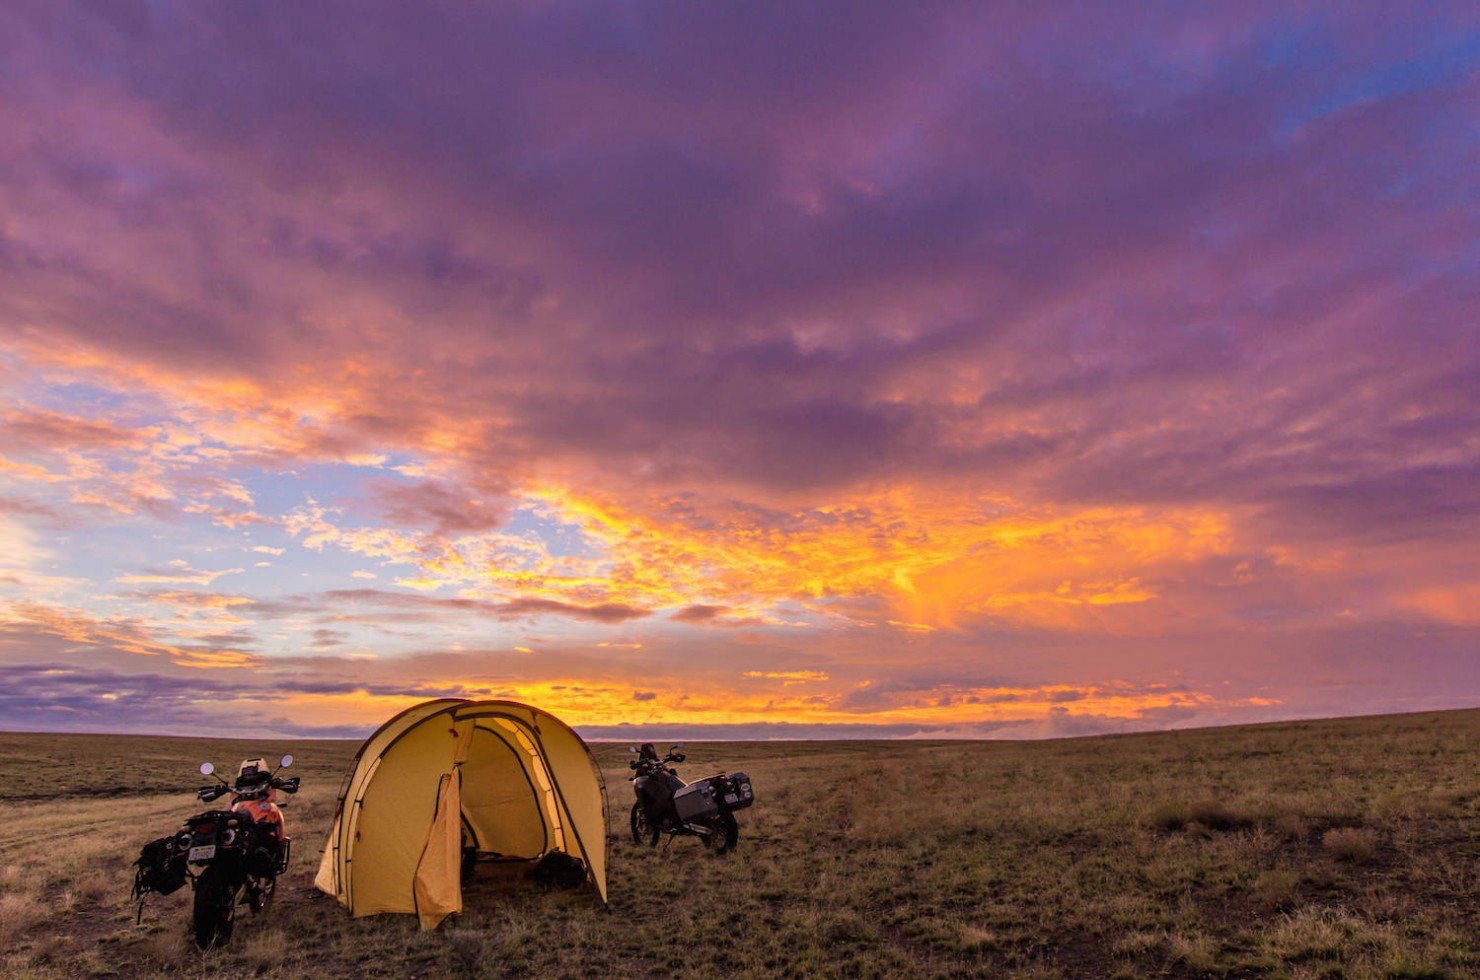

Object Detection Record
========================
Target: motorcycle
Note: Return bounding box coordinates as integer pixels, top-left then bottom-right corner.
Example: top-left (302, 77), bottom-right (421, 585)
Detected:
top-left (628, 742), bottom-right (754, 853)
top-left (131, 755), bottom-right (300, 949)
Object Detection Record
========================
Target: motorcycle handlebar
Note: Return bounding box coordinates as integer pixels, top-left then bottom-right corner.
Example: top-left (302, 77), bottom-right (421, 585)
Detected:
top-left (630, 759), bottom-right (675, 771)
top-left (195, 778), bottom-right (299, 801)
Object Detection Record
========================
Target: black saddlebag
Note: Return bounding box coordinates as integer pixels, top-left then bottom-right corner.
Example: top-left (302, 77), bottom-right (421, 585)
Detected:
top-left (527, 850), bottom-right (586, 889)
top-left (247, 842), bottom-right (273, 878)
top-left (133, 836), bottom-right (187, 899)
top-left (720, 772), bottom-right (755, 811)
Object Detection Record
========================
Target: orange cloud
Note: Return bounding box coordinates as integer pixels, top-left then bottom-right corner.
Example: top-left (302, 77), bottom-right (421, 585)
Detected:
top-left (525, 485), bottom-right (1232, 631)
top-left (252, 676), bottom-right (1264, 732)
top-left (1399, 584), bottom-right (1480, 627)
top-left (0, 600), bottom-right (258, 670)
top-left (742, 670), bottom-right (830, 681)
top-left (280, 483), bottom-right (1234, 633)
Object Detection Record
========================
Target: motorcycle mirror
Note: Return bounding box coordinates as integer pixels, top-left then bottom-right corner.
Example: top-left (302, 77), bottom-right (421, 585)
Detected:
top-left (279, 754), bottom-right (293, 769)
top-left (199, 762), bottom-right (214, 776)
top-left (671, 743), bottom-right (685, 751)
top-left (627, 746), bottom-right (637, 754)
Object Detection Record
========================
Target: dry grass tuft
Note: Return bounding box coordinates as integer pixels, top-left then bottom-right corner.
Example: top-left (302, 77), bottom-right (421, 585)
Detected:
top-left (1371, 789), bottom-right (1453, 823)
top-left (1252, 868), bottom-right (1301, 911)
top-left (1111, 930), bottom-right (1163, 957)
top-left (1150, 797), bottom-right (1256, 834)
top-left (1272, 810), bottom-right (1311, 841)
top-left (1166, 931), bottom-right (1219, 971)
top-left (1322, 826), bottom-right (1379, 864)
top-left (0, 893), bottom-right (46, 948)
top-left (1264, 907), bottom-right (1361, 961)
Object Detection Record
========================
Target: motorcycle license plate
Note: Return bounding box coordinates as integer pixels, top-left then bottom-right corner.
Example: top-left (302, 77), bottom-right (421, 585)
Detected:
top-left (189, 845), bottom-right (216, 862)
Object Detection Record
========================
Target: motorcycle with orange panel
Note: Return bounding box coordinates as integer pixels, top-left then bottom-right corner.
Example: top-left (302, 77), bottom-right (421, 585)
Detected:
top-left (131, 755), bottom-right (300, 948)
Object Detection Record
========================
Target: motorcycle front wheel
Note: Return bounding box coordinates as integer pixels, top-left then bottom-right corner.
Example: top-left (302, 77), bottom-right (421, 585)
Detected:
top-left (630, 802), bottom-right (659, 847)
top-left (191, 867), bottom-right (237, 949)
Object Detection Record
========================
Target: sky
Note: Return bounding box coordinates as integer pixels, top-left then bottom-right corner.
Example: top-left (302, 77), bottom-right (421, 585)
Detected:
top-left (0, 2), bottom-right (1476, 739)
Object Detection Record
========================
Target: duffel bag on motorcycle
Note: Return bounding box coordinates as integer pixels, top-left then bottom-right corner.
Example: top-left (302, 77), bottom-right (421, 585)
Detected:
top-left (133, 836), bottom-right (187, 899)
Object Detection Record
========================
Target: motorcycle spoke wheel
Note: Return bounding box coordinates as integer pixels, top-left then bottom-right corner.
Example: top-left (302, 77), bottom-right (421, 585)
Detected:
top-left (192, 871), bottom-right (237, 949)
top-left (630, 802), bottom-right (659, 847)
top-left (191, 897), bottom-right (218, 949)
top-left (710, 811), bottom-right (739, 854)
top-left (217, 886), bottom-right (237, 943)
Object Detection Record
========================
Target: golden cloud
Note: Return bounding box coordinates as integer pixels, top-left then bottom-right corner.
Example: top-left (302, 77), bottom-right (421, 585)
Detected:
top-left (524, 485), bottom-right (1233, 631)
top-left (280, 483), bottom-right (1234, 633)
top-left (257, 676), bottom-right (1269, 731)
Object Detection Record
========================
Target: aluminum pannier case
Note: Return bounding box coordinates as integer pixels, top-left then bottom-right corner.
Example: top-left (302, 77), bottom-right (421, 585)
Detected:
top-left (673, 778), bottom-right (721, 821)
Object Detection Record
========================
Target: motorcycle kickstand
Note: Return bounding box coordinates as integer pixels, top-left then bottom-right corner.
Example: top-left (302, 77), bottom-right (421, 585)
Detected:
top-left (661, 834), bottom-right (675, 854)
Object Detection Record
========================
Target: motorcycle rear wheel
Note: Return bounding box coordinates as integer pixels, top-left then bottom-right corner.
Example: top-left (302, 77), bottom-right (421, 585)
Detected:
top-left (191, 867), bottom-right (237, 949)
top-left (630, 802), bottom-right (659, 847)
top-left (706, 810), bottom-right (738, 854)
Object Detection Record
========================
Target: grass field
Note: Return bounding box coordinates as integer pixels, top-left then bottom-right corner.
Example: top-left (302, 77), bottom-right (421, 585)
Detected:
top-left (0, 709), bottom-right (1475, 978)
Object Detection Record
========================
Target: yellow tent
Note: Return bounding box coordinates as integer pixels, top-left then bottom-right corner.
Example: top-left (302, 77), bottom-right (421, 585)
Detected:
top-left (315, 698), bottom-right (607, 928)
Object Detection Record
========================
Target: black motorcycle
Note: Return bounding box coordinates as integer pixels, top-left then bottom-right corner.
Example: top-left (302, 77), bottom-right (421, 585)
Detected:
top-left (131, 755), bottom-right (300, 949)
top-left (628, 742), bottom-right (754, 853)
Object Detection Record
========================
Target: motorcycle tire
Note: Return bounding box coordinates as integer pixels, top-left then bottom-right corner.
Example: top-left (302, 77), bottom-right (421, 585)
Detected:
top-left (191, 867), bottom-right (237, 949)
top-left (707, 810), bottom-right (738, 854)
top-left (630, 802), bottom-right (659, 847)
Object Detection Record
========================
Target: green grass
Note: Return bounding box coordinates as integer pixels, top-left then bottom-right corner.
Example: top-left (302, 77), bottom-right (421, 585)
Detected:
top-left (0, 709), bottom-right (1475, 978)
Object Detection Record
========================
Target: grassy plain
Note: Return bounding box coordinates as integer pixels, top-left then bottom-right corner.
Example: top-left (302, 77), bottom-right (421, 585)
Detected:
top-left (0, 709), bottom-right (1475, 978)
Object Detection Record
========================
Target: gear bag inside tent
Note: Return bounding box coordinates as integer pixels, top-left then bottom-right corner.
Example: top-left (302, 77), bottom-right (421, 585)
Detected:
top-left (315, 698), bottom-right (607, 928)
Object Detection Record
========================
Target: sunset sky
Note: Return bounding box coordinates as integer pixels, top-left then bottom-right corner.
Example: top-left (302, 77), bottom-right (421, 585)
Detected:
top-left (1, 2), bottom-right (1476, 738)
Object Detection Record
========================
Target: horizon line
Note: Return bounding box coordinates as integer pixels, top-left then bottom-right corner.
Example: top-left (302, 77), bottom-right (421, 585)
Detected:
top-left (1, 704), bottom-right (1474, 745)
